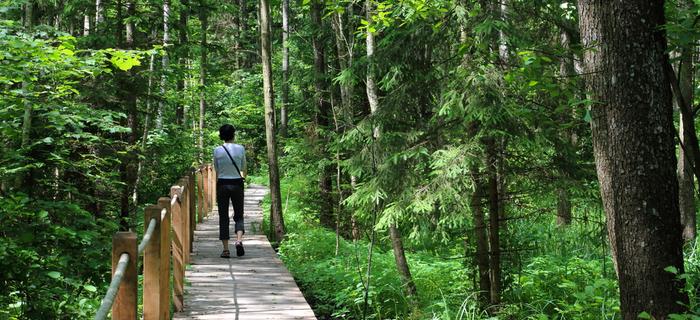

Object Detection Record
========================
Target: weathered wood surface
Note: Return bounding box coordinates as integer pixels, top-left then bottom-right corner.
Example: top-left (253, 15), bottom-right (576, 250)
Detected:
top-left (174, 185), bottom-right (316, 320)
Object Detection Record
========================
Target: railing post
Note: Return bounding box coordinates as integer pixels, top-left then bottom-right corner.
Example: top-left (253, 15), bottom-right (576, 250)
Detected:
top-left (202, 166), bottom-right (209, 216)
top-left (197, 169), bottom-right (205, 222)
top-left (189, 171), bottom-right (196, 253)
top-left (210, 164), bottom-right (216, 212)
top-left (112, 232), bottom-right (137, 320)
top-left (157, 197), bottom-right (172, 320)
top-left (180, 178), bottom-right (191, 264)
top-left (143, 205), bottom-right (161, 320)
top-left (170, 186), bottom-right (185, 311)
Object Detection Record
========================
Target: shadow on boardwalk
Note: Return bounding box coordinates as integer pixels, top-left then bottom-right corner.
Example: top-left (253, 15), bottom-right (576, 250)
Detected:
top-left (174, 185), bottom-right (316, 320)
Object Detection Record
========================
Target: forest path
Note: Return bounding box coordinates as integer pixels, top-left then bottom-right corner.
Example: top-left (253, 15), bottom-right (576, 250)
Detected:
top-left (173, 184), bottom-right (317, 320)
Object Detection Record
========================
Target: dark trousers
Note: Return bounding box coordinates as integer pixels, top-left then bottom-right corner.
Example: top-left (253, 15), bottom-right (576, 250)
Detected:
top-left (217, 179), bottom-right (245, 240)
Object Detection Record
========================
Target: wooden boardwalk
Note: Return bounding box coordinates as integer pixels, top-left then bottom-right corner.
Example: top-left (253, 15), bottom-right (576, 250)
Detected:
top-left (174, 185), bottom-right (317, 320)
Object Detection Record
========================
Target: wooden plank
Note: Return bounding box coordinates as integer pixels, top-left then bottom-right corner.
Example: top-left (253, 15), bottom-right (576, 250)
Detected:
top-left (173, 185), bottom-right (317, 320)
top-left (112, 231), bottom-right (137, 320)
top-left (143, 205), bottom-right (162, 320)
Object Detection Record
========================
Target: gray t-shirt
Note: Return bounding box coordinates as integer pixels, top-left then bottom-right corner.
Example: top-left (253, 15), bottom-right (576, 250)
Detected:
top-left (213, 143), bottom-right (246, 179)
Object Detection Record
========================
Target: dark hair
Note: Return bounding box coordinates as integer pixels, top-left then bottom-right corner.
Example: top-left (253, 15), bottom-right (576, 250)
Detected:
top-left (219, 124), bottom-right (236, 141)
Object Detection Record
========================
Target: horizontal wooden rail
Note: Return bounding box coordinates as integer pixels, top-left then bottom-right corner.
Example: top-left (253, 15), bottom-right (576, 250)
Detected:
top-left (94, 164), bottom-right (217, 320)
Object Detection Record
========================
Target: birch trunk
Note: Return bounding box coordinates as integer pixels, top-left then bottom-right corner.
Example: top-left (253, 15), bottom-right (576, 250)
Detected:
top-left (280, 0), bottom-right (289, 137)
top-left (157, 0), bottom-right (170, 130)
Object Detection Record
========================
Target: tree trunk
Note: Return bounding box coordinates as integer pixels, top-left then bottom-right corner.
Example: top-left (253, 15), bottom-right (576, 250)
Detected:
top-left (119, 0), bottom-right (139, 230)
top-left (674, 1), bottom-right (696, 241)
top-left (365, 0), bottom-right (416, 299)
top-left (556, 27), bottom-right (576, 226)
top-left (17, 1), bottom-right (33, 190)
top-left (469, 170), bottom-right (491, 305)
top-left (157, 0), bottom-right (170, 130)
top-left (280, 0), bottom-right (289, 137)
top-left (485, 139), bottom-right (500, 305)
top-left (259, 0), bottom-right (285, 242)
top-left (83, 15), bottom-right (90, 36)
top-left (578, 1), bottom-right (688, 317)
top-left (239, 0), bottom-right (250, 68)
top-left (311, 0), bottom-right (334, 229)
top-left (198, 3), bottom-right (207, 161)
top-left (175, 0), bottom-right (189, 126)
top-left (389, 224), bottom-right (417, 296)
top-left (331, 8), bottom-right (354, 127)
top-left (95, 0), bottom-right (103, 27)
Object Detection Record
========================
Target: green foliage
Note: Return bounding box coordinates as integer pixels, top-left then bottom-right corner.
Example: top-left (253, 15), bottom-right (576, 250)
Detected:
top-left (504, 256), bottom-right (619, 319)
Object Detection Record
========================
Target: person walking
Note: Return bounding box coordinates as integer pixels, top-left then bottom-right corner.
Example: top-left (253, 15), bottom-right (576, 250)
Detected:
top-left (213, 124), bottom-right (247, 258)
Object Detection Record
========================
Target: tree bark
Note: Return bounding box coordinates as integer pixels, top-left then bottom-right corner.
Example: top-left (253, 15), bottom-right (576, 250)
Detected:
top-left (556, 26), bottom-right (576, 226)
top-left (311, 0), bottom-right (334, 229)
top-left (239, 0), bottom-right (250, 68)
top-left (280, 0), bottom-right (289, 137)
top-left (17, 0), bottom-right (33, 190)
top-left (469, 170), bottom-right (491, 305)
top-left (83, 15), bottom-right (90, 36)
top-left (485, 138), bottom-right (500, 305)
top-left (198, 3), bottom-right (207, 161)
top-left (389, 224), bottom-right (417, 296)
top-left (331, 7), bottom-right (354, 127)
top-left (95, 0), bottom-right (103, 27)
top-left (578, 1), bottom-right (688, 317)
top-left (674, 2), bottom-right (696, 241)
top-left (157, 0), bottom-right (170, 130)
top-left (175, 0), bottom-right (189, 126)
top-left (119, 0), bottom-right (139, 230)
top-left (259, 0), bottom-right (285, 242)
top-left (365, 0), bottom-right (416, 299)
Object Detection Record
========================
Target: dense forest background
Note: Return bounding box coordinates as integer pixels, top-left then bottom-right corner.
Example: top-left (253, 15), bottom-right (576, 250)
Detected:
top-left (1, 0), bottom-right (700, 319)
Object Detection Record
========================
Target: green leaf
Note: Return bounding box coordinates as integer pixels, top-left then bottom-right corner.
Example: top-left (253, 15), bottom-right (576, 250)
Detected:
top-left (638, 311), bottom-right (652, 319)
top-left (83, 285), bottom-right (97, 292)
top-left (47, 271), bottom-right (61, 279)
top-left (664, 266), bottom-right (679, 274)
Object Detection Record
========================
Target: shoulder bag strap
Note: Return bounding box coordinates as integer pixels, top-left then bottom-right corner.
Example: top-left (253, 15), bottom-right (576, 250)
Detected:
top-left (221, 145), bottom-right (244, 179)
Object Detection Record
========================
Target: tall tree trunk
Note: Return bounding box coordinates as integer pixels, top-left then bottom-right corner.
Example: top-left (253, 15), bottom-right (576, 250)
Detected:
top-left (485, 138), bottom-right (501, 305)
top-left (578, 1), bottom-right (688, 318)
top-left (119, 0), bottom-right (139, 230)
top-left (389, 224), bottom-right (417, 296)
top-left (332, 8), bottom-right (354, 127)
top-left (674, 0), bottom-right (696, 241)
top-left (556, 27), bottom-right (576, 226)
top-left (18, 1), bottom-right (33, 190)
top-left (259, 0), bottom-right (285, 242)
top-left (365, 0), bottom-right (416, 299)
top-left (239, 0), bottom-right (249, 68)
top-left (280, 0), bottom-right (289, 137)
top-left (198, 3), bottom-right (207, 161)
top-left (469, 170), bottom-right (491, 305)
top-left (157, 0), bottom-right (170, 130)
top-left (95, 0), bottom-right (103, 27)
top-left (83, 15), bottom-right (90, 36)
top-left (311, 0), bottom-right (334, 229)
top-left (175, 0), bottom-right (189, 125)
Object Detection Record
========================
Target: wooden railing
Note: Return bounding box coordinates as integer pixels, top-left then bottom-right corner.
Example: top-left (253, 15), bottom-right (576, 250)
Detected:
top-left (94, 164), bottom-right (217, 320)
